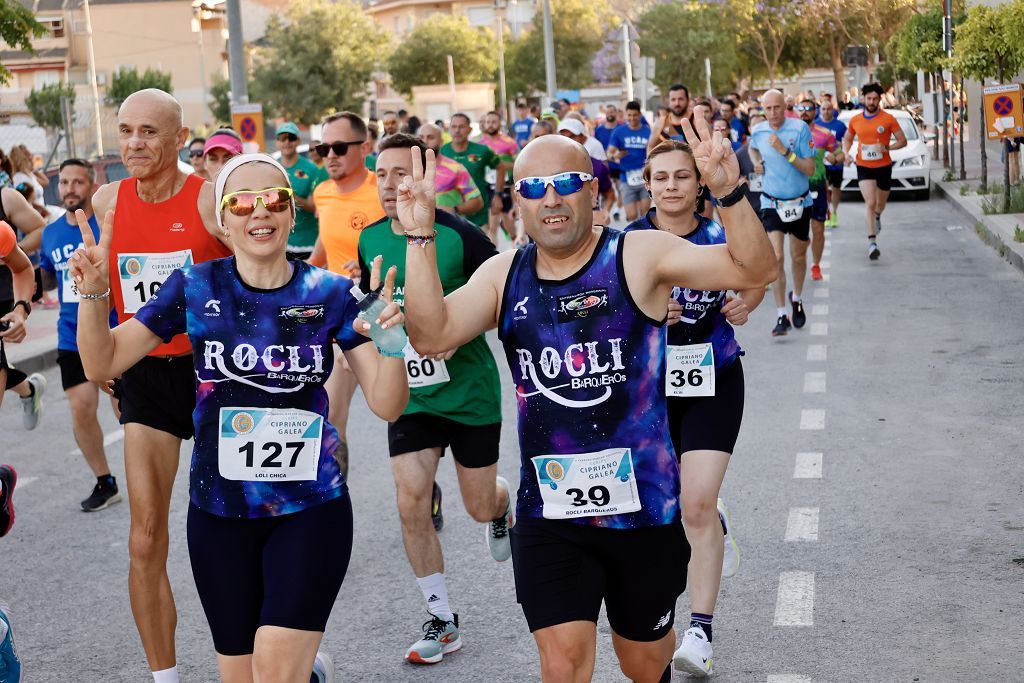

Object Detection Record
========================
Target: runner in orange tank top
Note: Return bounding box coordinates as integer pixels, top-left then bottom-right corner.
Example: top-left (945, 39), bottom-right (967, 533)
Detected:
top-left (89, 88), bottom-right (232, 683)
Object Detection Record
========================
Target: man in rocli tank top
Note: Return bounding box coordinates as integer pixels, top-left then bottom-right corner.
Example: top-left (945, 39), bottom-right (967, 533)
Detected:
top-left (399, 120), bottom-right (777, 681)
top-left (90, 88), bottom-right (230, 683)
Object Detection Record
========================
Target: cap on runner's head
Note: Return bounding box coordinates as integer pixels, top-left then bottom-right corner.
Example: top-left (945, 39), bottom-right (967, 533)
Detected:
top-left (540, 108), bottom-right (560, 122)
top-left (557, 119), bottom-right (586, 137)
top-left (214, 153), bottom-right (293, 231)
top-left (204, 133), bottom-right (244, 157)
top-left (276, 122), bottom-right (300, 137)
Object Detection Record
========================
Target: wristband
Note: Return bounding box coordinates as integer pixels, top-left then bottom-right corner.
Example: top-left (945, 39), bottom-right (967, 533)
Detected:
top-left (715, 185), bottom-right (746, 208)
top-left (786, 151), bottom-right (797, 163)
top-left (13, 299), bottom-right (31, 315)
top-left (406, 230), bottom-right (438, 248)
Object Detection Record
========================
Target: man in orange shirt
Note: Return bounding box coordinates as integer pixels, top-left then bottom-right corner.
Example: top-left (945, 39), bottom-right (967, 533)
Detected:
top-left (308, 112), bottom-right (384, 477)
top-left (843, 83), bottom-right (906, 260)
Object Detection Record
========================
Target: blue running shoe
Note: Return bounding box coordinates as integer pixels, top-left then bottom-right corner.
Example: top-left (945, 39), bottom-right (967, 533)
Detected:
top-left (0, 603), bottom-right (23, 682)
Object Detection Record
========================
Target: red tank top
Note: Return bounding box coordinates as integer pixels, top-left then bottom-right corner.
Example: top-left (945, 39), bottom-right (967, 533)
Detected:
top-left (110, 174), bottom-right (230, 356)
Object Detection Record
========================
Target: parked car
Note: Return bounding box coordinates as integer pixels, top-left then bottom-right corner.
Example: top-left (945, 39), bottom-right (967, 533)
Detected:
top-left (839, 108), bottom-right (931, 200)
top-left (41, 155), bottom-right (194, 207)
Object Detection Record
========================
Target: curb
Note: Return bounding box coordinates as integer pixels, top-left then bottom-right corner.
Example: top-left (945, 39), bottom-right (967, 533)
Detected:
top-left (933, 173), bottom-right (1024, 275)
top-left (8, 347), bottom-right (59, 376)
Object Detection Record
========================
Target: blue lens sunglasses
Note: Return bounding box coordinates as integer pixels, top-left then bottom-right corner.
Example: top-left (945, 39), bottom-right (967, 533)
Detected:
top-left (514, 172), bottom-right (595, 199)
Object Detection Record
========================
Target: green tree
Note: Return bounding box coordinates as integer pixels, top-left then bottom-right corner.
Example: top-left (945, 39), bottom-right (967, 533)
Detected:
top-left (387, 14), bottom-right (497, 97)
top-left (954, 0), bottom-right (1024, 209)
top-left (25, 81), bottom-right (75, 130)
top-left (0, 0), bottom-right (46, 84)
top-left (636, 1), bottom-right (739, 96)
top-left (251, 0), bottom-right (387, 124)
top-left (105, 66), bottom-right (173, 108)
top-left (732, 0), bottom-right (814, 87)
top-left (505, 0), bottom-right (613, 96)
top-left (208, 76), bottom-right (275, 125)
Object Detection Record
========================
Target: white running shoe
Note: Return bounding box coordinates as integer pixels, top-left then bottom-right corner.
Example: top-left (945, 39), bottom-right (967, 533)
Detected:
top-left (311, 651), bottom-right (335, 682)
top-left (673, 626), bottom-right (713, 677)
top-left (718, 498), bottom-right (740, 578)
top-left (20, 373), bottom-right (46, 431)
top-left (486, 476), bottom-right (513, 562)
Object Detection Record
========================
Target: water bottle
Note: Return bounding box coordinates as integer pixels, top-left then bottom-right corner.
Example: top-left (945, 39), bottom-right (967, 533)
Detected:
top-left (351, 284), bottom-right (407, 355)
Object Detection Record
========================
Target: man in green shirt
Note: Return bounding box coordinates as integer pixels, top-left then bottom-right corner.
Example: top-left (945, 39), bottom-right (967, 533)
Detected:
top-left (359, 133), bottom-right (510, 666)
top-left (440, 112), bottom-right (502, 230)
top-left (276, 122), bottom-right (325, 259)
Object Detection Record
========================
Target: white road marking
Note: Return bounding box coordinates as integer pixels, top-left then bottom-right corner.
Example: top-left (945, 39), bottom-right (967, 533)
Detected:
top-left (820, 260), bottom-right (831, 269)
top-left (810, 322), bottom-right (829, 336)
top-left (794, 452), bottom-right (823, 479)
top-left (16, 476), bottom-right (39, 489)
top-left (814, 287), bottom-right (829, 299)
top-left (785, 507), bottom-right (820, 542)
top-left (71, 429), bottom-right (124, 457)
top-left (822, 273), bottom-right (830, 282)
top-left (774, 571), bottom-right (815, 626)
top-left (803, 372), bottom-right (826, 393)
top-left (806, 344), bottom-right (827, 361)
top-left (768, 676), bottom-right (812, 683)
top-left (800, 409), bottom-right (825, 430)
top-left (811, 304), bottom-right (829, 316)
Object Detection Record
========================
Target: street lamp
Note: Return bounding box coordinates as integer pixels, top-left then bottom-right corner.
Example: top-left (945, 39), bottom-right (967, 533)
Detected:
top-left (494, 0), bottom-right (509, 124)
top-left (191, 1), bottom-right (211, 125)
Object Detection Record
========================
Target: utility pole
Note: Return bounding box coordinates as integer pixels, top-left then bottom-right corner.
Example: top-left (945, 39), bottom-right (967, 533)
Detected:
top-left (621, 22), bottom-right (633, 102)
top-left (82, 0), bottom-right (103, 156)
top-left (447, 54), bottom-right (458, 115)
top-left (495, 0), bottom-right (509, 124)
top-left (192, 2), bottom-right (211, 125)
top-left (542, 0), bottom-right (556, 103)
top-left (226, 0), bottom-right (248, 104)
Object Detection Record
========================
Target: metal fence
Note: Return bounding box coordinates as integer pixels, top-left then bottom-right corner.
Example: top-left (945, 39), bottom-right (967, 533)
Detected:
top-left (0, 95), bottom-right (120, 171)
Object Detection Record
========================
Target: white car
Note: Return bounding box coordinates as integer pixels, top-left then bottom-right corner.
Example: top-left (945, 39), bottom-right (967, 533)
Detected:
top-left (838, 108), bottom-right (931, 200)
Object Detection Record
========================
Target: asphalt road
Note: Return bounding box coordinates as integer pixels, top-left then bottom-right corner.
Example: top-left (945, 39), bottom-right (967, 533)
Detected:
top-left (1, 194), bottom-right (1022, 682)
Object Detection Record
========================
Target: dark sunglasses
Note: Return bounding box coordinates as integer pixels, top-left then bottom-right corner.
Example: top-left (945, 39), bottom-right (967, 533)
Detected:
top-left (514, 172), bottom-right (595, 200)
top-left (314, 140), bottom-right (365, 158)
top-left (220, 187), bottom-right (294, 216)
top-left (277, 133), bottom-right (299, 142)
top-left (188, 150), bottom-right (203, 158)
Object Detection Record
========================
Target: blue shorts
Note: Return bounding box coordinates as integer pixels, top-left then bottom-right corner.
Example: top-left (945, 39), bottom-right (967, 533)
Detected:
top-left (810, 183), bottom-right (829, 222)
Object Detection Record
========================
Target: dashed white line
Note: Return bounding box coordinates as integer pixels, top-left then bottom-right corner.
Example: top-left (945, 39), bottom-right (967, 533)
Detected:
top-left (800, 409), bottom-right (825, 430)
top-left (785, 507), bottom-right (820, 542)
top-left (803, 372), bottom-right (826, 393)
top-left (16, 476), bottom-right (38, 489)
top-left (813, 287), bottom-right (829, 299)
top-left (821, 273), bottom-right (830, 282)
top-left (71, 429), bottom-right (124, 457)
top-left (767, 676), bottom-right (812, 683)
top-left (794, 452), bottom-right (823, 479)
top-left (820, 260), bottom-right (831, 269)
top-left (809, 322), bottom-right (829, 336)
top-left (811, 304), bottom-right (829, 316)
top-left (806, 344), bottom-right (827, 361)
top-left (774, 571), bottom-right (815, 626)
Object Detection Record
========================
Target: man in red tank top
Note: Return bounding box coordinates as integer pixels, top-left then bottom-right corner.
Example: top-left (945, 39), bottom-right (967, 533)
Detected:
top-left (91, 88), bottom-right (230, 683)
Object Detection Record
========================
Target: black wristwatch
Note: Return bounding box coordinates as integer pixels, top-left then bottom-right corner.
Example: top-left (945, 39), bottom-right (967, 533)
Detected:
top-left (13, 300), bottom-right (31, 316)
top-left (715, 185), bottom-right (746, 208)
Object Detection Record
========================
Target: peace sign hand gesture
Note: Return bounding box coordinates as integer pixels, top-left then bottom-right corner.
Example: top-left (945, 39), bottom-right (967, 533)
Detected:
top-left (396, 147), bottom-right (437, 236)
top-left (69, 208), bottom-right (113, 296)
top-left (680, 116), bottom-right (741, 199)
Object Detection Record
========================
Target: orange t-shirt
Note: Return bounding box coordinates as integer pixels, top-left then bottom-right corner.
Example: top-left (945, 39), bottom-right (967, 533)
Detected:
top-left (313, 169), bottom-right (385, 276)
top-left (849, 110), bottom-right (901, 168)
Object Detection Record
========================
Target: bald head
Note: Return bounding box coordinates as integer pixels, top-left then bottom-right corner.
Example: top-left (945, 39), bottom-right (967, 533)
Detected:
top-left (418, 123), bottom-right (443, 153)
top-left (514, 135), bottom-right (592, 182)
top-left (119, 88), bottom-right (183, 129)
top-left (117, 88), bottom-right (188, 181)
top-left (761, 89), bottom-right (786, 127)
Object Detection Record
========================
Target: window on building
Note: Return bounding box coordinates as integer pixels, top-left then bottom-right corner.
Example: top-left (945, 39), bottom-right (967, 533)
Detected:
top-left (465, 6), bottom-right (495, 27)
top-left (34, 70), bottom-right (61, 89)
top-left (37, 16), bottom-right (65, 38)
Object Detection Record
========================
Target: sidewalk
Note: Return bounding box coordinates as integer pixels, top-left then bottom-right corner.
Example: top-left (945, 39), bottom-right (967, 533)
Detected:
top-left (5, 303), bottom-right (60, 375)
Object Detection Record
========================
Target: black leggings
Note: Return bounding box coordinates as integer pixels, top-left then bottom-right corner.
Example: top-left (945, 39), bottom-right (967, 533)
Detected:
top-left (187, 494), bottom-right (354, 656)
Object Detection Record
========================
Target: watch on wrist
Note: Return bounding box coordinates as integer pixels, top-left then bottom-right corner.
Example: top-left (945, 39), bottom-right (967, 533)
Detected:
top-left (13, 300), bottom-right (31, 316)
top-left (715, 185), bottom-right (746, 208)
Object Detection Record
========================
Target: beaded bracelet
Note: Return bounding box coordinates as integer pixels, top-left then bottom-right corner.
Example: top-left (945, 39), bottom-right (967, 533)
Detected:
top-left (406, 229), bottom-right (438, 248)
top-left (73, 285), bottom-right (111, 301)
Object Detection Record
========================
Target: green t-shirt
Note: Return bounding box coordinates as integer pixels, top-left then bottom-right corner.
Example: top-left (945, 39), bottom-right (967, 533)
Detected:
top-left (357, 213), bottom-right (502, 425)
top-left (283, 156), bottom-right (326, 252)
top-left (365, 154), bottom-right (377, 172)
top-left (440, 141), bottom-right (500, 228)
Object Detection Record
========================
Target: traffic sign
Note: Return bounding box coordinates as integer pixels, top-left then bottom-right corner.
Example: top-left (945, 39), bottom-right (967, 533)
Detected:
top-left (230, 103), bottom-right (265, 152)
top-left (982, 84), bottom-right (1023, 141)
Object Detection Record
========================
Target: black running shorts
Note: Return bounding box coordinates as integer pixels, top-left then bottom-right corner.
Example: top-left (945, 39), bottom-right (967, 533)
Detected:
top-left (187, 495), bottom-right (353, 656)
top-left (856, 163), bottom-right (893, 192)
top-left (511, 517), bottom-right (689, 641)
top-left (825, 167), bottom-right (844, 189)
top-left (387, 412), bottom-right (500, 468)
top-left (667, 358), bottom-right (745, 457)
top-left (810, 183), bottom-right (829, 223)
top-left (759, 206), bottom-right (811, 241)
top-left (118, 355), bottom-right (196, 440)
top-left (57, 350), bottom-right (90, 391)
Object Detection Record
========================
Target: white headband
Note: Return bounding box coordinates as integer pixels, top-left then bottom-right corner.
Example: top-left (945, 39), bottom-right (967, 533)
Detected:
top-left (213, 153), bottom-right (293, 231)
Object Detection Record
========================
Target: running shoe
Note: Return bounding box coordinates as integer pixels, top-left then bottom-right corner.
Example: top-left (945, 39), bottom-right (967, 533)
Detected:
top-left (487, 476), bottom-right (513, 562)
top-left (789, 292), bottom-right (806, 329)
top-left (718, 498), bottom-right (740, 578)
top-left (825, 214), bottom-right (837, 228)
top-left (0, 602), bottom-right (22, 682)
top-left (868, 242), bottom-right (881, 261)
top-left (431, 482), bottom-right (443, 533)
top-left (771, 315), bottom-right (791, 337)
top-left (673, 626), bottom-right (713, 677)
top-left (20, 373), bottom-right (46, 431)
top-left (810, 263), bottom-right (823, 281)
top-left (405, 614), bottom-right (461, 664)
top-left (875, 213), bottom-right (882, 234)
top-left (0, 466), bottom-right (16, 537)
top-left (310, 650), bottom-right (334, 682)
top-left (81, 478), bottom-right (122, 512)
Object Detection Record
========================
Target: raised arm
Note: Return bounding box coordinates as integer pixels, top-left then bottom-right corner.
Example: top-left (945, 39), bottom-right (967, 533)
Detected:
top-left (4, 188), bottom-right (46, 253)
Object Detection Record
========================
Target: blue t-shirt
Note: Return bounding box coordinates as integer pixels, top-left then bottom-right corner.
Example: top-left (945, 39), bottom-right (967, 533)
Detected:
top-left (512, 117), bottom-right (535, 149)
top-left (729, 117), bottom-right (747, 151)
top-left (133, 257), bottom-right (369, 519)
top-left (625, 211), bottom-right (741, 369)
top-left (595, 123), bottom-right (621, 170)
top-left (608, 124), bottom-right (651, 172)
top-left (39, 213), bottom-right (117, 351)
top-left (815, 115), bottom-right (847, 170)
top-left (749, 117), bottom-right (814, 209)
